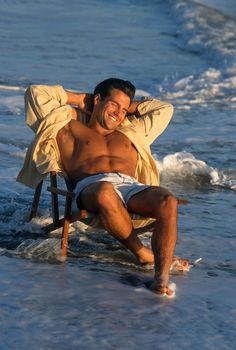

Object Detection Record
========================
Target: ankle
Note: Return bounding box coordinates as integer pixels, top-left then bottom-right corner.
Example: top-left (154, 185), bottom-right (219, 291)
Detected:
top-left (153, 273), bottom-right (169, 288)
top-left (135, 246), bottom-right (154, 264)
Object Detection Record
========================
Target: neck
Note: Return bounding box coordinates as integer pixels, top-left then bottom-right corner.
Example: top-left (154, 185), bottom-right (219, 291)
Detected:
top-left (88, 118), bottom-right (114, 136)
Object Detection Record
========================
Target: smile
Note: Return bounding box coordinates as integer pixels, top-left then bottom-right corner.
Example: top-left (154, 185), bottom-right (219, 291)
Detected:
top-left (109, 114), bottom-right (118, 122)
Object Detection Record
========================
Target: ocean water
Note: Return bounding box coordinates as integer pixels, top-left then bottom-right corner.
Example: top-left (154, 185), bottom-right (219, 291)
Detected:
top-left (0, 0), bottom-right (236, 349)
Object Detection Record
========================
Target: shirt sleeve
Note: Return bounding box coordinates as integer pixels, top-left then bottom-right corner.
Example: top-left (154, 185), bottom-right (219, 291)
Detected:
top-left (128, 99), bottom-right (174, 145)
top-left (24, 85), bottom-right (72, 133)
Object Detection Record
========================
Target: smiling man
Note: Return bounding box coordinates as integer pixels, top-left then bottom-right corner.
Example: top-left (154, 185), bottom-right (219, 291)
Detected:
top-left (57, 81), bottom-right (138, 182)
top-left (18, 78), bottom-right (189, 297)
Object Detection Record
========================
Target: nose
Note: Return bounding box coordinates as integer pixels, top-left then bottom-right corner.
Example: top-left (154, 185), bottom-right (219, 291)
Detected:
top-left (114, 105), bottom-right (123, 117)
top-left (112, 107), bottom-right (120, 119)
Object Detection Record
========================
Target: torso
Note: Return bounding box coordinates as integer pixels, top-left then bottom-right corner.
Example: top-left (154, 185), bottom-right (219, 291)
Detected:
top-left (57, 120), bottom-right (138, 182)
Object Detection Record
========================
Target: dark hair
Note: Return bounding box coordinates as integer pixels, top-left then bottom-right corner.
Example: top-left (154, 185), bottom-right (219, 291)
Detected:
top-left (93, 78), bottom-right (135, 101)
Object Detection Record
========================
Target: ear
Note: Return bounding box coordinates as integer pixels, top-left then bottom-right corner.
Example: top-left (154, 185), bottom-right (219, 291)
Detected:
top-left (93, 93), bottom-right (101, 106)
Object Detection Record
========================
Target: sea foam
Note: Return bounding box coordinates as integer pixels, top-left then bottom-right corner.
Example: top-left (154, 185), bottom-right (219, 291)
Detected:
top-left (0, 142), bottom-right (26, 159)
top-left (158, 0), bottom-right (236, 109)
top-left (155, 151), bottom-right (236, 191)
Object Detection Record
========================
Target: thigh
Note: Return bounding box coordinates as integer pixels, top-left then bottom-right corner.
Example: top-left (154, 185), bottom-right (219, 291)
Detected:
top-left (79, 181), bottom-right (121, 212)
top-left (127, 186), bottom-right (174, 218)
top-left (78, 181), bottom-right (105, 212)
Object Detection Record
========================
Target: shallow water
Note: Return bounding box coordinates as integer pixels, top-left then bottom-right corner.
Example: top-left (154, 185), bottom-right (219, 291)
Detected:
top-left (0, 0), bottom-right (236, 349)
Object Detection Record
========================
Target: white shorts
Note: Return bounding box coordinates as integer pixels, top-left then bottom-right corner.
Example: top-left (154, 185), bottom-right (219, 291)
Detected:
top-left (73, 172), bottom-right (150, 210)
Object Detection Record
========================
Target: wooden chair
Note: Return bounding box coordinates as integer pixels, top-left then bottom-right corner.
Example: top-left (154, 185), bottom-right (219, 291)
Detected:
top-left (29, 172), bottom-right (155, 259)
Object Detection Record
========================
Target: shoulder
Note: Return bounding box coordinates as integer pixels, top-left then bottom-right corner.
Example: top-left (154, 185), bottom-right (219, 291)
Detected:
top-left (63, 119), bottom-right (91, 140)
top-left (57, 122), bottom-right (71, 140)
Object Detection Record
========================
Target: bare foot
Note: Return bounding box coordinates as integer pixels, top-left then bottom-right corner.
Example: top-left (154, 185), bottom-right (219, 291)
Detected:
top-left (171, 256), bottom-right (190, 272)
top-left (149, 279), bottom-right (176, 298)
top-left (135, 245), bottom-right (154, 265)
top-left (134, 250), bottom-right (189, 271)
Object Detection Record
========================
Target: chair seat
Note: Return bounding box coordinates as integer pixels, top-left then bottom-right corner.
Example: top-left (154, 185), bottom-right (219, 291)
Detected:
top-left (71, 209), bottom-right (156, 231)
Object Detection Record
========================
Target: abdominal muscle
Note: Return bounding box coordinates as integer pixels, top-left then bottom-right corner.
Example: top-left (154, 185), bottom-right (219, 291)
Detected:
top-left (68, 154), bottom-right (137, 182)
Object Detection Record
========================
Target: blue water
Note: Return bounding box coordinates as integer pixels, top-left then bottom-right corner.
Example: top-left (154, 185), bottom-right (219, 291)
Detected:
top-left (0, 0), bottom-right (236, 349)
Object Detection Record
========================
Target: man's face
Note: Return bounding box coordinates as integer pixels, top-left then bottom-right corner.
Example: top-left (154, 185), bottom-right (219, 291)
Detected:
top-left (94, 88), bottom-right (130, 130)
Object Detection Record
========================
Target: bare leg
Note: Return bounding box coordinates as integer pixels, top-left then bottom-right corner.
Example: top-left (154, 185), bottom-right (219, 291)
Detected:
top-left (80, 181), bottom-right (154, 264)
top-left (128, 186), bottom-right (178, 296)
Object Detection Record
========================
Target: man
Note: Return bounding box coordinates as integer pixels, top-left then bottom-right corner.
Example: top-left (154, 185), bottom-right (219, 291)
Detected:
top-left (18, 78), bottom-right (188, 297)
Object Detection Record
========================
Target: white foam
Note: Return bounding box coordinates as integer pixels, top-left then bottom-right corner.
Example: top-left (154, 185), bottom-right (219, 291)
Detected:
top-left (0, 142), bottom-right (26, 159)
top-left (155, 151), bottom-right (236, 191)
top-left (163, 0), bottom-right (236, 109)
top-left (174, 0), bottom-right (236, 60)
top-left (135, 89), bottom-right (151, 98)
top-left (156, 151), bottom-right (214, 175)
top-left (14, 238), bottom-right (65, 262)
top-left (210, 169), bottom-right (236, 190)
top-left (162, 68), bottom-right (236, 109)
top-left (0, 85), bottom-right (25, 92)
top-left (0, 94), bottom-right (24, 116)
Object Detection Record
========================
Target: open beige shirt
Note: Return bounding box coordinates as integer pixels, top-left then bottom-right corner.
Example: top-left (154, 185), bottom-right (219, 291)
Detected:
top-left (17, 85), bottom-right (174, 189)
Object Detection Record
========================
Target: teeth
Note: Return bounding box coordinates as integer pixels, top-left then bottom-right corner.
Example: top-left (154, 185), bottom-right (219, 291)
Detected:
top-left (110, 116), bottom-right (117, 121)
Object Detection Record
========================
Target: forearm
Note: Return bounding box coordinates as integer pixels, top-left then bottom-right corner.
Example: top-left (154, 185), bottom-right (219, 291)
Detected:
top-left (65, 90), bottom-right (84, 120)
top-left (65, 90), bottom-right (86, 106)
top-left (127, 100), bottom-right (142, 117)
top-left (65, 90), bottom-right (94, 119)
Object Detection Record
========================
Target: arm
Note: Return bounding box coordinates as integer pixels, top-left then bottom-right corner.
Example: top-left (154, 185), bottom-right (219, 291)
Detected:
top-left (127, 99), bottom-right (174, 145)
top-left (25, 85), bottom-right (71, 133)
top-left (127, 100), bottom-right (142, 117)
top-left (65, 90), bottom-right (94, 120)
top-left (25, 85), bottom-right (93, 132)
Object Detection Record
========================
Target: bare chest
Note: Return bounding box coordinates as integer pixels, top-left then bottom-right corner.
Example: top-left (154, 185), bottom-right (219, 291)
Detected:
top-left (57, 124), bottom-right (138, 178)
top-left (105, 131), bottom-right (135, 153)
top-left (80, 130), bottom-right (136, 157)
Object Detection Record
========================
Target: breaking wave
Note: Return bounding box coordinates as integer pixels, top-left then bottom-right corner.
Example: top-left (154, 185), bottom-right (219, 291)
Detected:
top-left (155, 151), bottom-right (236, 191)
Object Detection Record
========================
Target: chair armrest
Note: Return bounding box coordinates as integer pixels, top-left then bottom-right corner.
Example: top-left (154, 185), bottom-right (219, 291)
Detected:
top-left (47, 186), bottom-right (74, 198)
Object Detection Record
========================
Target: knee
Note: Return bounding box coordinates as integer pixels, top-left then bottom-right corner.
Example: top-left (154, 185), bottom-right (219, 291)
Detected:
top-left (96, 182), bottom-right (120, 209)
top-left (158, 194), bottom-right (178, 216)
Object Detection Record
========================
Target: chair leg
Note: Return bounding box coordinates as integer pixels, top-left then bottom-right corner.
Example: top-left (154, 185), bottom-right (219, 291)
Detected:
top-left (50, 172), bottom-right (60, 227)
top-left (61, 195), bottom-right (73, 258)
top-left (61, 219), bottom-right (70, 258)
top-left (29, 180), bottom-right (43, 220)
